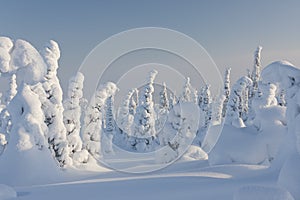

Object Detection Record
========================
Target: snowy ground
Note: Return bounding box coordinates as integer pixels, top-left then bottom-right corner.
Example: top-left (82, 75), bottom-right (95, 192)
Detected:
top-left (4, 157), bottom-right (281, 200)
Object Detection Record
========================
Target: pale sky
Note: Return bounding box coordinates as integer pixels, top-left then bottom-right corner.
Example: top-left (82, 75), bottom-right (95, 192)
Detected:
top-left (0, 0), bottom-right (299, 94)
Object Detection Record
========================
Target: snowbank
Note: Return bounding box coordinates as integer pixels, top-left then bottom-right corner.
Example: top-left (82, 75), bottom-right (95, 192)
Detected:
top-left (181, 145), bottom-right (208, 161)
top-left (208, 121), bottom-right (285, 166)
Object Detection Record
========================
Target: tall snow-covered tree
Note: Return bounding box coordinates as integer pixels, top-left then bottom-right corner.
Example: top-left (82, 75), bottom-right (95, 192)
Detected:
top-left (63, 72), bottom-right (85, 158)
top-left (83, 82), bottom-right (118, 157)
top-left (117, 89), bottom-right (135, 135)
top-left (103, 94), bottom-right (117, 154)
top-left (159, 82), bottom-right (169, 111)
top-left (250, 46), bottom-right (263, 98)
top-left (225, 76), bottom-right (252, 128)
top-left (0, 74), bottom-right (18, 148)
top-left (169, 91), bottom-right (177, 109)
top-left (222, 68), bottom-right (231, 118)
top-left (181, 77), bottom-right (198, 104)
top-left (211, 94), bottom-right (225, 125)
top-left (133, 70), bottom-right (158, 138)
top-left (0, 74), bottom-right (17, 148)
top-left (129, 88), bottom-right (138, 115)
top-left (200, 84), bottom-right (212, 129)
top-left (4, 74), bottom-right (17, 105)
top-left (0, 133), bottom-right (7, 155)
top-left (37, 40), bottom-right (72, 167)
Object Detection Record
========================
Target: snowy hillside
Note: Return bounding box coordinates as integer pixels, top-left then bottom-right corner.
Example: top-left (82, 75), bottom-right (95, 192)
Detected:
top-left (0, 37), bottom-right (299, 200)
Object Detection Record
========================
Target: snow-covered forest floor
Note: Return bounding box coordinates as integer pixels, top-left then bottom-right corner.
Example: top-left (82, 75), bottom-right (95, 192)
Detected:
top-left (12, 159), bottom-right (278, 200)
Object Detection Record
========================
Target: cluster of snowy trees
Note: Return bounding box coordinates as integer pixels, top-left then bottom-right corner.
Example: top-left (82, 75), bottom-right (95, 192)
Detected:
top-left (0, 37), bottom-right (117, 168)
top-left (0, 36), bottom-right (297, 177)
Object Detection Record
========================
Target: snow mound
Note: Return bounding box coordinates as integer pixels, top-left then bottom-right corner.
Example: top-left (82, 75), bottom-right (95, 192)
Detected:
top-left (181, 145), bottom-right (208, 161)
top-left (0, 184), bottom-right (17, 200)
top-left (208, 121), bottom-right (285, 166)
top-left (234, 185), bottom-right (294, 200)
top-left (261, 60), bottom-right (300, 88)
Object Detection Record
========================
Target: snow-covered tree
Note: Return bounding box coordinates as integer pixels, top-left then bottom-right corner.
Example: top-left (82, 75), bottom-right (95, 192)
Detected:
top-left (129, 88), bottom-right (138, 115)
top-left (37, 40), bottom-right (72, 167)
top-left (200, 84), bottom-right (212, 129)
top-left (169, 91), bottom-right (177, 109)
top-left (211, 94), bottom-right (225, 125)
top-left (1, 83), bottom-right (60, 183)
top-left (181, 77), bottom-right (198, 104)
top-left (0, 133), bottom-right (7, 155)
top-left (277, 89), bottom-right (286, 106)
top-left (0, 74), bottom-right (18, 147)
top-left (250, 46), bottom-right (263, 98)
top-left (157, 102), bottom-right (200, 163)
top-left (225, 76), bottom-right (252, 128)
top-left (117, 89), bottom-right (135, 135)
top-left (0, 107), bottom-right (11, 150)
top-left (159, 82), bottom-right (169, 111)
top-left (253, 83), bottom-right (278, 109)
top-left (4, 74), bottom-right (17, 105)
top-left (103, 94), bottom-right (117, 154)
top-left (8, 84), bottom-right (47, 150)
top-left (83, 82), bottom-right (118, 157)
top-left (63, 72), bottom-right (85, 159)
top-left (222, 68), bottom-right (231, 118)
top-left (133, 70), bottom-right (158, 138)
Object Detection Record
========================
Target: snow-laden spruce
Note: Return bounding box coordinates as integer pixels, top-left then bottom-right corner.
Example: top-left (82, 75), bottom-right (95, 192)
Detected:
top-left (0, 74), bottom-right (17, 152)
top-left (222, 68), bottom-right (231, 118)
top-left (156, 102), bottom-right (200, 163)
top-left (4, 74), bottom-right (17, 105)
top-left (83, 82), bottom-right (118, 157)
top-left (225, 76), bottom-right (252, 128)
top-left (117, 89), bottom-right (135, 135)
top-left (133, 70), bottom-right (157, 138)
top-left (0, 84), bottom-right (61, 185)
top-left (35, 40), bottom-right (72, 167)
top-left (199, 84), bottom-right (212, 129)
top-left (102, 94), bottom-right (116, 155)
top-left (181, 77), bottom-right (198, 104)
top-left (250, 46), bottom-right (262, 98)
top-left (63, 72), bottom-right (89, 164)
top-left (159, 82), bottom-right (169, 112)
